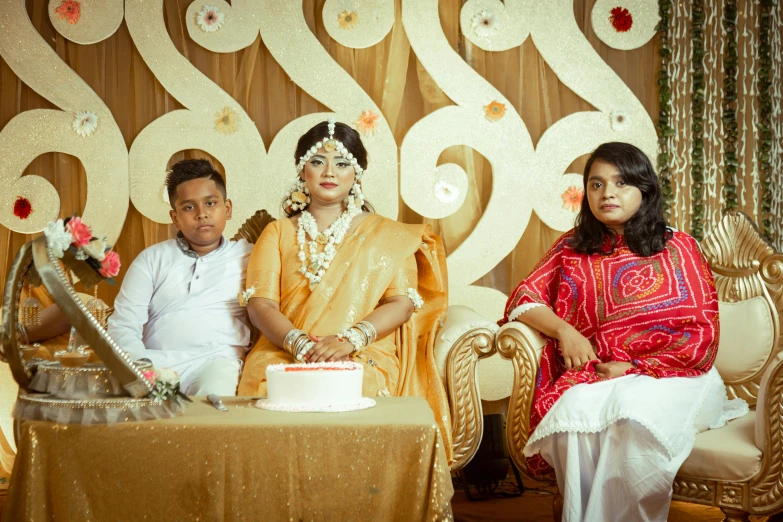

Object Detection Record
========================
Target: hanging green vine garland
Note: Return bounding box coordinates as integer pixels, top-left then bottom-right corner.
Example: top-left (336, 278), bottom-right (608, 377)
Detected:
top-left (722, 0), bottom-right (739, 212)
top-left (690, 0), bottom-right (705, 240)
top-left (758, 0), bottom-right (774, 242)
top-left (656, 0), bottom-right (674, 222)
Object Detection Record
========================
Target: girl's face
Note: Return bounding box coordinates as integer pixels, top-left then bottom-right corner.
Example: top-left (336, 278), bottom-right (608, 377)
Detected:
top-left (586, 159), bottom-right (642, 235)
top-left (301, 148), bottom-right (357, 207)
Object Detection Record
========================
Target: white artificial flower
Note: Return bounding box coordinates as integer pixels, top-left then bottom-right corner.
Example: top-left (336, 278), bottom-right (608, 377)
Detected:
top-left (610, 110), bottom-right (631, 132)
top-left (156, 367), bottom-right (180, 386)
top-left (237, 286), bottom-right (256, 307)
top-left (72, 111), bottom-right (98, 137)
top-left (434, 180), bottom-right (459, 203)
top-left (197, 5), bottom-right (225, 32)
top-left (43, 219), bottom-right (75, 258)
top-left (471, 10), bottom-right (498, 39)
top-left (82, 238), bottom-right (107, 261)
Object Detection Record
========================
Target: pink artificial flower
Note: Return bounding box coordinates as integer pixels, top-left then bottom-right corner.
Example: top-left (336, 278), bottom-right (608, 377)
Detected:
top-left (67, 217), bottom-right (92, 247)
top-left (99, 250), bottom-right (121, 278)
top-left (142, 370), bottom-right (156, 383)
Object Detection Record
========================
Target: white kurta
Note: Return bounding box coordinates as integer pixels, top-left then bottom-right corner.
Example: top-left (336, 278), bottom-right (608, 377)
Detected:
top-left (524, 366), bottom-right (748, 522)
top-left (107, 237), bottom-right (253, 394)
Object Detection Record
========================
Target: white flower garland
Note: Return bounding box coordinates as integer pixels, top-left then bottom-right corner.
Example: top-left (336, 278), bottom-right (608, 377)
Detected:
top-left (237, 286), bottom-right (256, 307)
top-left (296, 118), bottom-right (364, 179)
top-left (296, 185), bottom-right (363, 288)
top-left (406, 288), bottom-right (424, 311)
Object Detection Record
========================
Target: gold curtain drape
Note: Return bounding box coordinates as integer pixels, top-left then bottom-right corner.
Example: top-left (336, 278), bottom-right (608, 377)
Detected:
top-left (0, 0), bottom-right (661, 306)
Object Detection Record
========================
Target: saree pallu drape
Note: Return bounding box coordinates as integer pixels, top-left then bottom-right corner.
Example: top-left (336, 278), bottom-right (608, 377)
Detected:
top-left (238, 215), bottom-right (452, 461)
top-left (501, 230), bottom-right (719, 476)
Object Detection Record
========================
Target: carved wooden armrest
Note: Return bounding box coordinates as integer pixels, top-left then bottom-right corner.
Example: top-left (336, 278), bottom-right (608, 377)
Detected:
top-left (496, 321), bottom-right (546, 475)
top-left (750, 352), bottom-right (783, 513)
top-left (437, 305), bottom-right (498, 470)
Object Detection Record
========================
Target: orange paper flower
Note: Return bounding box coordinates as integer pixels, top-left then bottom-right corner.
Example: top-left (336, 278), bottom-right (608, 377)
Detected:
top-left (484, 101), bottom-right (506, 122)
top-left (55, 0), bottom-right (81, 24)
top-left (354, 110), bottom-right (381, 137)
top-left (561, 186), bottom-right (584, 212)
top-left (337, 11), bottom-right (358, 29)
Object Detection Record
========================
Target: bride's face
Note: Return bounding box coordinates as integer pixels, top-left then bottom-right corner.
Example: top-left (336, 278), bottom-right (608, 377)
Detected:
top-left (302, 148), bottom-right (357, 206)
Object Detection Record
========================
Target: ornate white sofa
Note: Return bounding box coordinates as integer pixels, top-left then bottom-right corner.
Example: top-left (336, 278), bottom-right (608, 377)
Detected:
top-left (495, 212), bottom-right (783, 521)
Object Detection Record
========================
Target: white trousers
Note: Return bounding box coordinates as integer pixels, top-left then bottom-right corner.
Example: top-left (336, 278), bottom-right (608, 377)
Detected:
top-left (539, 418), bottom-right (692, 522)
top-left (180, 357), bottom-right (242, 396)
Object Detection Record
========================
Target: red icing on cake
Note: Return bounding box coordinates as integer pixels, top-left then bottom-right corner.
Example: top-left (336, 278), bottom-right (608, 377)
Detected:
top-left (284, 367), bottom-right (352, 372)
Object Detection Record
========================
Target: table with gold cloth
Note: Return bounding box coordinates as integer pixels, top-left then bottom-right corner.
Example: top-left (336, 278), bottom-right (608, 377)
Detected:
top-left (3, 397), bottom-right (453, 521)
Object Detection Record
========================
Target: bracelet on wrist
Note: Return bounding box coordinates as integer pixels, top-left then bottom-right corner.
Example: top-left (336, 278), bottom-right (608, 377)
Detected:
top-left (338, 327), bottom-right (366, 353)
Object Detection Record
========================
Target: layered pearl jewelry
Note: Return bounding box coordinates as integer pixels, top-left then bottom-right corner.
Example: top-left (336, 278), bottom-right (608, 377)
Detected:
top-left (296, 184), bottom-right (364, 288)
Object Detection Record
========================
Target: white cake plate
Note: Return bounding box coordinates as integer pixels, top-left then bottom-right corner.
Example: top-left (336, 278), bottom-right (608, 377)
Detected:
top-left (255, 397), bottom-right (376, 413)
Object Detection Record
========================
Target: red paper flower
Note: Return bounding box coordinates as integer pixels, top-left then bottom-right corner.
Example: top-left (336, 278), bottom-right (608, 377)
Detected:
top-left (99, 250), bottom-right (121, 278)
top-left (55, 0), bottom-right (81, 25)
top-left (610, 7), bottom-right (633, 32)
top-left (13, 197), bottom-right (33, 220)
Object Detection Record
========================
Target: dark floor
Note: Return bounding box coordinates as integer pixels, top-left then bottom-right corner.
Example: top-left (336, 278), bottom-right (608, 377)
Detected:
top-left (450, 473), bottom-right (768, 521)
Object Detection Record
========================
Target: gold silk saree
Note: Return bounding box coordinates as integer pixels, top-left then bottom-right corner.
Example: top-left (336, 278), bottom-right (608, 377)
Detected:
top-left (238, 214), bottom-right (452, 460)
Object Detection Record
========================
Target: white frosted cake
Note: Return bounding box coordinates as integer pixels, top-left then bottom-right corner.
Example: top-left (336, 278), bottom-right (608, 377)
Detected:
top-left (255, 361), bottom-right (376, 412)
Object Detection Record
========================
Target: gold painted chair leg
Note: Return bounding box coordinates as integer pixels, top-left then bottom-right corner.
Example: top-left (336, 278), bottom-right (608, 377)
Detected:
top-left (719, 507), bottom-right (750, 522)
top-left (552, 491), bottom-right (563, 521)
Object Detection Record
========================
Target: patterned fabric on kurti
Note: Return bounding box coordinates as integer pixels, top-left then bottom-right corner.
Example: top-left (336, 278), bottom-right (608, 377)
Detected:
top-left (501, 230), bottom-right (719, 477)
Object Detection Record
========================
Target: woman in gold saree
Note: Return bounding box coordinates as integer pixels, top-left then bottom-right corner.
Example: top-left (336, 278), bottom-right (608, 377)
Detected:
top-left (237, 119), bottom-right (452, 457)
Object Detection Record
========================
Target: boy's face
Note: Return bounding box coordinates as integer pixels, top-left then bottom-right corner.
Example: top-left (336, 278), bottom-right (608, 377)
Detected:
top-left (169, 178), bottom-right (232, 253)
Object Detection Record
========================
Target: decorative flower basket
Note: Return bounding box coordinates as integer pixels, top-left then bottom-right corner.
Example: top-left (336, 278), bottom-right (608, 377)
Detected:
top-left (1, 217), bottom-right (185, 425)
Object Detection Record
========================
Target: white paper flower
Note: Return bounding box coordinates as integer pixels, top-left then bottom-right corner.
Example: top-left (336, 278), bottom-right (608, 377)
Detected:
top-left (43, 219), bottom-right (75, 258)
top-left (72, 111), bottom-right (98, 137)
top-left (434, 180), bottom-right (459, 203)
top-left (197, 5), bottom-right (225, 32)
top-left (610, 110), bottom-right (631, 132)
top-left (471, 10), bottom-right (498, 39)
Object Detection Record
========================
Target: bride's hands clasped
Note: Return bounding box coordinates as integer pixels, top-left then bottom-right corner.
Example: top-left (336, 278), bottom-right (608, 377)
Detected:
top-left (305, 335), bottom-right (354, 363)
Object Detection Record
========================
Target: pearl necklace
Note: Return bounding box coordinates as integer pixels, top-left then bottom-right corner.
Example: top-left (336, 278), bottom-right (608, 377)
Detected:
top-left (297, 195), bottom-right (362, 288)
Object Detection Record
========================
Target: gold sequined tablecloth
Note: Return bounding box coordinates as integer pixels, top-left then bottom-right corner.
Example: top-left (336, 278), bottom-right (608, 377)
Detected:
top-left (3, 397), bottom-right (453, 521)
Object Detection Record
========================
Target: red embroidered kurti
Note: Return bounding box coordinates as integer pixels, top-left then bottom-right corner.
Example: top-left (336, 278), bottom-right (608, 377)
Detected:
top-left (501, 230), bottom-right (719, 476)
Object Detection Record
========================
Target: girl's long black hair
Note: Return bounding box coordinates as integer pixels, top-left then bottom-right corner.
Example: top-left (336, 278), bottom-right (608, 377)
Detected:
top-left (569, 142), bottom-right (671, 257)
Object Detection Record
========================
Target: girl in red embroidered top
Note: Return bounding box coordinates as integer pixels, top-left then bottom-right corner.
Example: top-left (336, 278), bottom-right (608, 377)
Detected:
top-left (502, 142), bottom-right (747, 521)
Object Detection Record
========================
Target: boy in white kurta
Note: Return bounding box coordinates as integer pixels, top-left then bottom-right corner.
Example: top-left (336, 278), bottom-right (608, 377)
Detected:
top-left (108, 159), bottom-right (252, 396)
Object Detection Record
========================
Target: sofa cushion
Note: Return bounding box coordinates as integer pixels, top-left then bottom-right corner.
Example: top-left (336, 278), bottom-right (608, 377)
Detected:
top-left (678, 411), bottom-right (761, 482)
top-left (715, 297), bottom-right (775, 384)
